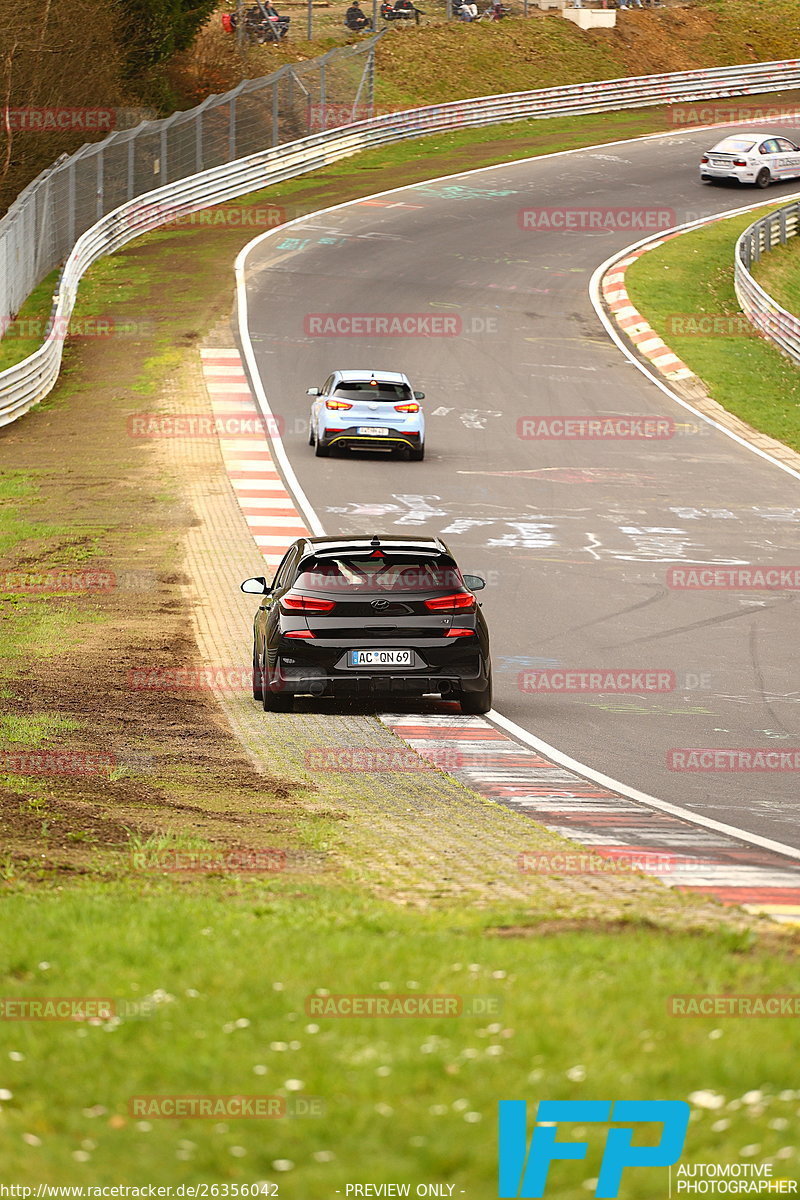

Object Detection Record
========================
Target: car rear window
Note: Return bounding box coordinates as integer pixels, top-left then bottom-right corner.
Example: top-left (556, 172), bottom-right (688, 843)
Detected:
top-left (712, 138), bottom-right (756, 154)
top-left (333, 381), bottom-right (413, 403)
top-left (294, 557), bottom-right (463, 593)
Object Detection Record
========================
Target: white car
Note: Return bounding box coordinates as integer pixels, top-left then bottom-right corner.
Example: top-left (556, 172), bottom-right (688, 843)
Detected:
top-left (700, 131), bottom-right (800, 187)
top-left (307, 370), bottom-right (426, 460)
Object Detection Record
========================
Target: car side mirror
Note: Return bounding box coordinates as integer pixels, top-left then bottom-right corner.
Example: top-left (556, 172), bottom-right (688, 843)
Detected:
top-left (307, 387), bottom-right (320, 396)
top-left (463, 574), bottom-right (485, 591)
top-left (241, 577), bottom-right (270, 594)
top-left (413, 391), bottom-right (425, 400)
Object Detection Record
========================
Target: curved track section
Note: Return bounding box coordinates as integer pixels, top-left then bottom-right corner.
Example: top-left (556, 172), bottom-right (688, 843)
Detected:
top-left (237, 126), bottom-right (800, 851)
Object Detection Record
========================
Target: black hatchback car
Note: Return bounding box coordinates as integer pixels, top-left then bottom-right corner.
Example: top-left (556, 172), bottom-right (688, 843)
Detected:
top-left (241, 536), bottom-right (492, 713)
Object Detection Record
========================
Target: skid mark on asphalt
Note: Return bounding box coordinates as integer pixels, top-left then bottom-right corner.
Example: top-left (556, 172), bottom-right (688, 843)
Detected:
top-left (202, 348), bottom-right (800, 925)
top-left (382, 714), bottom-right (800, 925)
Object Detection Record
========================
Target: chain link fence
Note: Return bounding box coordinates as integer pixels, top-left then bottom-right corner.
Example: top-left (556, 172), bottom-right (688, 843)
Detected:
top-left (0, 35), bottom-right (381, 332)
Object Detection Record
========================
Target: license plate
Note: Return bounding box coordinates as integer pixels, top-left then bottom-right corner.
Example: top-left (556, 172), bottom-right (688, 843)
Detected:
top-left (710, 159), bottom-right (730, 166)
top-left (348, 648), bottom-right (412, 667)
top-left (357, 426), bottom-right (389, 436)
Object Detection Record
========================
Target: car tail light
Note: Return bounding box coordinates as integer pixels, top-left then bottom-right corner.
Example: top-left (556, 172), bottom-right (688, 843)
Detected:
top-left (284, 630), bottom-right (315, 639)
top-left (394, 402), bottom-right (420, 413)
top-left (733, 159), bottom-right (747, 167)
top-left (445, 628), bottom-right (475, 638)
top-left (281, 593), bottom-right (336, 612)
top-left (700, 155), bottom-right (709, 164)
top-left (424, 592), bottom-right (475, 611)
top-left (325, 399), bottom-right (352, 410)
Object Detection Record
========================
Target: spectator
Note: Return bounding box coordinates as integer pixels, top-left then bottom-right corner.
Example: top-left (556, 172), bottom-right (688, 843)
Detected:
top-left (459, 1), bottom-right (478, 19)
top-left (393, 0), bottom-right (424, 23)
top-left (345, 0), bottom-right (372, 28)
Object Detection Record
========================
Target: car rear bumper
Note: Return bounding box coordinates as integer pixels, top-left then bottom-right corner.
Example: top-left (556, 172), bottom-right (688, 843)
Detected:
top-left (273, 658), bottom-right (489, 698)
top-left (321, 426), bottom-right (422, 452)
top-left (699, 167), bottom-right (754, 183)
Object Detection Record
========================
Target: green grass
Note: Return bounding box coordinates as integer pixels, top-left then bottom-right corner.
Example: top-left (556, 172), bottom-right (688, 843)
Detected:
top-left (0, 471), bottom-right (108, 668)
top-left (751, 232), bottom-right (800, 320)
top-left (2, 93), bottom-right (800, 1190)
top-left (625, 202), bottom-right (800, 453)
top-left (0, 884), bottom-right (797, 1187)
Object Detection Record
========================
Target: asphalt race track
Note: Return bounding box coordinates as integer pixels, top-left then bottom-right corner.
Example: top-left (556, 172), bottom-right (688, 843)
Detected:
top-left (238, 125), bottom-right (800, 849)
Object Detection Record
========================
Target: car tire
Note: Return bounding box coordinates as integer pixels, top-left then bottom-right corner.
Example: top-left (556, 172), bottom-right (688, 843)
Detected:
top-left (261, 662), bottom-right (293, 711)
top-left (314, 438), bottom-right (330, 457)
top-left (460, 671), bottom-right (492, 715)
top-left (308, 424), bottom-right (315, 446)
top-left (409, 444), bottom-right (425, 461)
top-left (252, 649), bottom-right (263, 701)
top-left (756, 168), bottom-right (772, 189)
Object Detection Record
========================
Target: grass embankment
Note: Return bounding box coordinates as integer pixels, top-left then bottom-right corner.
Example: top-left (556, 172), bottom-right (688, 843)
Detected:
top-left (751, 231), bottom-right (800, 320)
top-left (178, 0), bottom-right (800, 110)
top-left (0, 888), bottom-right (798, 1187)
top-left (625, 202), bottom-right (800, 454)
top-left (1, 105), bottom-right (799, 1187)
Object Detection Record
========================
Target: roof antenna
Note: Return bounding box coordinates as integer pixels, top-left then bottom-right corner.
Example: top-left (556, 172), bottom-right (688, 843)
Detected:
top-left (370, 536), bottom-right (381, 546)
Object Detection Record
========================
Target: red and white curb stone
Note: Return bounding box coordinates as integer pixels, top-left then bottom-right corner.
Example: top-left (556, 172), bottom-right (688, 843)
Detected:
top-left (200, 348), bottom-right (309, 570)
top-left (601, 237), bottom-right (696, 382)
top-left (198, 348), bottom-right (800, 926)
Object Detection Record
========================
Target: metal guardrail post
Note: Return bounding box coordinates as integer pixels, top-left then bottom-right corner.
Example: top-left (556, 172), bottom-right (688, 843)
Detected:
top-left (96, 148), bottom-right (104, 222)
top-left (160, 124), bottom-right (168, 185)
top-left (67, 160), bottom-right (76, 247)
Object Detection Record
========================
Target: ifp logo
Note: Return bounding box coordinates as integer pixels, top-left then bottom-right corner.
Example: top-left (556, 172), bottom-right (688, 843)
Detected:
top-left (498, 1100), bottom-right (690, 1198)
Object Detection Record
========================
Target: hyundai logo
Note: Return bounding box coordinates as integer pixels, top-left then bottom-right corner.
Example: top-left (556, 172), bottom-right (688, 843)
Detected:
top-left (371, 599), bottom-right (390, 611)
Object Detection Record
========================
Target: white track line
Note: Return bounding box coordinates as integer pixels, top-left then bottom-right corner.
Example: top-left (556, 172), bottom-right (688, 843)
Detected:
top-left (234, 126), bottom-right (800, 866)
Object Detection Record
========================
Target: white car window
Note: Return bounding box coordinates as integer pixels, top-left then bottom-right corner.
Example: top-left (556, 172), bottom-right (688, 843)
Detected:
top-left (777, 138), bottom-right (798, 152)
top-left (759, 140), bottom-right (781, 155)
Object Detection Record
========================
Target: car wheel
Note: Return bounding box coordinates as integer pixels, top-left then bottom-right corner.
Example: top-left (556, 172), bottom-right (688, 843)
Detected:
top-left (756, 168), bottom-right (772, 189)
top-left (460, 671), bottom-right (492, 715)
top-left (314, 437), bottom-right (330, 457)
top-left (252, 648), bottom-right (263, 701)
top-left (409, 444), bottom-right (425, 461)
top-left (308, 423), bottom-right (315, 446)
top-left (261, 663), bottom-right (293, 711)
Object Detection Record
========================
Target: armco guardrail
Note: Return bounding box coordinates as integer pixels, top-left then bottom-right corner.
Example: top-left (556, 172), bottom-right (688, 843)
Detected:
top-left (735, 200), bottom-right (800, 362)
top-left (4, 56), bottom-right (800, 427)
